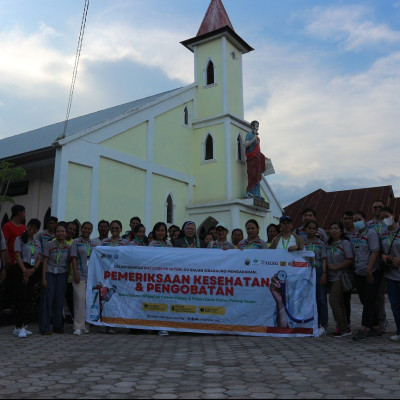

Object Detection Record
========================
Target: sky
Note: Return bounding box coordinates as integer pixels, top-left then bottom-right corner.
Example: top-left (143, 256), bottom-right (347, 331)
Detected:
top-left (0, 0), bottom-right (399, 206)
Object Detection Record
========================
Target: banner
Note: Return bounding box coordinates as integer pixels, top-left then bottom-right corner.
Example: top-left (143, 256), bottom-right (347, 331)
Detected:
top-left (86, 247), bottom-right (318, 337)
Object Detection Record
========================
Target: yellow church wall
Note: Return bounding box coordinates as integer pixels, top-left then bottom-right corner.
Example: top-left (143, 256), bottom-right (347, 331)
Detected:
top-left (150, 175), bottom-right (188, 227)
top-left (196, 41), bottom-right (223, 120)
top-left (153, 104), bottom-right (193, 174)
top-left (65, 162), bottom-right (92, 222)
top-left (192, 124), bottom-right (226, 203)
top-left (97, 157), bottom-right (146, 231)
top-left (231, 127), bottom-right (248, 199)
top-left (226, 42), bottom-right (243, 118)
top-left (99, 122), bottom-right (148, 160)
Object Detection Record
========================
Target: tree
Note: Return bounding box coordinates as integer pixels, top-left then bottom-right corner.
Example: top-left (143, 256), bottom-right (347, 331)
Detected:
top-left (0, 161), bottom-right (27, 213)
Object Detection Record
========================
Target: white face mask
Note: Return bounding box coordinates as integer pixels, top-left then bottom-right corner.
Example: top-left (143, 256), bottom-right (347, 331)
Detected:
top-left (383, 217), bottom-right (394, 227)
top-left (354, 220), bottom-right (366, 231)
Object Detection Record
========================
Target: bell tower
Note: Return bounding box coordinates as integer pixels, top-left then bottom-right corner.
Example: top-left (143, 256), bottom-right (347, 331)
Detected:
top-left (181, 0), bottom-right (253, 121)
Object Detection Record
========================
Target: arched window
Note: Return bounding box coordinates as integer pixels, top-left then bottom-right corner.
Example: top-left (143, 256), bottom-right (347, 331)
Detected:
top-left (205, 134), bottom-right (214, 160)
top-left (184, 106), bottom-right (189, 126)
top-left (206, 60), bottom-right (215, 85)
top-left (166, 194), bottom-right (174, 224)
top-left (237, 134), bottom-right (244, 161)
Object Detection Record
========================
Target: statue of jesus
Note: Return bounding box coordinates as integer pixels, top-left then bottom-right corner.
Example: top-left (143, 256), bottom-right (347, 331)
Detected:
top-left (244, 120), bottom-right (266, 199)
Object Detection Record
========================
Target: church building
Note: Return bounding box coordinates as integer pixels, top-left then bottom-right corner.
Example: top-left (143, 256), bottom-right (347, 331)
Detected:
top-left (0, 0), bottom-right (283, 238)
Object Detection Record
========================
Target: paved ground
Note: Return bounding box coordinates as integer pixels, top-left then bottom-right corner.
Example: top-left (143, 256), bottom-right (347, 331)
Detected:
top-left (1, 296), bottom-right (400, 399)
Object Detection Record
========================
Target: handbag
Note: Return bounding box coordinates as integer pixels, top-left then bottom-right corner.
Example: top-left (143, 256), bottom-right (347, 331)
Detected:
top-left (341, 268), bottom-right (354, 293)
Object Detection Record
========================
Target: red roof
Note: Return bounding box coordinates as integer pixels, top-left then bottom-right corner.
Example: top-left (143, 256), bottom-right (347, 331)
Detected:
top-left (284, 185), bottom-right (400, 230)
top-left (197, 0), bottom-right (234, 36)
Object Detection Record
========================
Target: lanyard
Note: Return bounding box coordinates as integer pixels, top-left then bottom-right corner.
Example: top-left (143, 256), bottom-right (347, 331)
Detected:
top-left (83, 240), bottom-right (91, 256)
top-left (156, 240), bottom-right (166, 247)
top-left (374, 221), bottom-right (383, 234)
top-left (111, 239), bottom-right (119, 247)
top-left (331, 243), bottom-right (339, 257)
top-left (184, 237), bottom-right (197, 248)
top-left (305, 240), bottom-right (316, 253)
top-left (281, 235), bottom-right (292, 250)
top-left (54, 241), bottom-right (63, 265)
top-left (28, 242), bottom-right (35, 255)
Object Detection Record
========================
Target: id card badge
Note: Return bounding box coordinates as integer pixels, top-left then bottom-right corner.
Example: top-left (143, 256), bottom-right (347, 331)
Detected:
top-left (30, 258), bottom-right (36, 267)
top-left (54, 266), bottom-right (59, 274)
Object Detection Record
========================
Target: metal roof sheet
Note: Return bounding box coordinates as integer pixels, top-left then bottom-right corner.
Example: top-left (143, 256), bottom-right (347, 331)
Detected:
top-left (197, 0), bottom-right (234, 37)
top-left (0, 88), bottom-right (180, 160)
top-left (284, 185), bottom-right (399, 230)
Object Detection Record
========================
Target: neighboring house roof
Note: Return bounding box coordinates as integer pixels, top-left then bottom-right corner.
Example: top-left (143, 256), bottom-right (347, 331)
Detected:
top-left (284, 186), bottom-right (400, 230)
top-left (0, 88), bottom-right (181, 161)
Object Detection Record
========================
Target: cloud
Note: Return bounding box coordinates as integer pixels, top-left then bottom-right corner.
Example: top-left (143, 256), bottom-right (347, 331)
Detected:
top-left (244, 41), bottom-right (400, 202)
top-left (303, 5), bottom-right (400, 51)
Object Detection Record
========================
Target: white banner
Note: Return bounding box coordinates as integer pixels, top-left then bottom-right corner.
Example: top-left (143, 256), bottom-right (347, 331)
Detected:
top-left (86, 247), bottom-right (318, 337)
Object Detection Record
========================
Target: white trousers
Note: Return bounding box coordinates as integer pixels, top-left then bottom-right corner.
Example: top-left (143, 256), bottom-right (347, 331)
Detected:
top-left (73, 280), bottom-right (89, 331)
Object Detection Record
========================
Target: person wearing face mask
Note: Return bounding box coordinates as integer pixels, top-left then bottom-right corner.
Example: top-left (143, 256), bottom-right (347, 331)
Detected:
top-left (351, 211), bottom-right (382, 341)
top-left (367, 200), bottom-right (389, 334)
top-left (379, 207), bottom-right (400, 342)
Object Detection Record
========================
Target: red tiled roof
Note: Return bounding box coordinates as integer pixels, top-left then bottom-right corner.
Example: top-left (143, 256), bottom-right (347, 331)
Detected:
top-left (284, 185), bottom-right (400, 230)
top-left (197, 0), bottom-right (234, 36)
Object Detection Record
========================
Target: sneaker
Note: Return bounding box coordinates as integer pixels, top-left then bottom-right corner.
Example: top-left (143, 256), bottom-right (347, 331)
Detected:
top-left (353, 329), bottom-right (368, 341)
top-left (341, 328), bottom-right (352, 337)
top-left (332, 329), bottom-right (351, 338)
top-left (106, 327), bottom-right (115, 334)
top-left (22, 325), bottom-right (32, 336)
top-left (381, 320), bottom-right (389, 334)
top-left (158, 330), bottom-right (169, 336)
top-left (12, 328), bottom-right (20, 336)
top-left (390, 334), bottom-right (400, 342)
top-left (331, 328), bottom-right (341, 337)
top-left (318, 327), bottom-right (327, 336)
top-left (73, 329), bottom-right (82, 336)
top-left (18, 328), bottom-right (27, 338)
top-left (82, 329), bottom-right (90, 334)
top-left (367, 328), bottom-right (382, 338)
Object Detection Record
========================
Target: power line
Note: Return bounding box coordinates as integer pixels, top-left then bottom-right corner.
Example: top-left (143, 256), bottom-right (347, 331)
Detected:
top-left (61, 0), bottom-right (90, 139)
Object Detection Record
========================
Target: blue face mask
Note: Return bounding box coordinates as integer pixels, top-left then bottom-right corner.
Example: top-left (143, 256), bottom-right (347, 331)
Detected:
top-left (354, 220), bottom-right (366, 231)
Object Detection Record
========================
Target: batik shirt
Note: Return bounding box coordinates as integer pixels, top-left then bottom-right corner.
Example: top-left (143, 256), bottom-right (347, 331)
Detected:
top-left (129, 239), bottom-right (147, 246)
top-left (149, 240), bottom-right (172, 247)
top-left (326, 240), bottom-right (354, 282)
top-left (351, 228), bottom-right (380, 276)
top-left (101, 238), bottom-right (129, 247)
top-left (70, 238), bottom-right (99, 279)
top-left (380, 225), bottom-right (400, 281)
top-left (296, 226), bottom-right (328, 244)
top-left (238, 237), bottom-right (268, 249)
top-left (303, 237), bottom-right (326, 269)
top-left (44, 240), bottom-right (70, 274)
top-left (36, 230), bottom-right (56, 253)
top-left (14, 237), bottom-right (41, 266)
top-left (208, 240), bottom-right (235, 250)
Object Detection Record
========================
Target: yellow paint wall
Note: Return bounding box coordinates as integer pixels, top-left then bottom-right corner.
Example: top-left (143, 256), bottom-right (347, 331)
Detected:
top-left (226, 42), bottom-right (243, 118)
top-left (97, 157), bottom-right (146, 232)
top-left (196, 41), bottom-right (223, 120)
top-left (65, 162), bottom-right (92, 222)
top-left (231, 127), bottom-right (248, 199)
top-left (192, 124), bottom-right (226, 203)
top-left (153, 103), bottom-right (193, 174)
top-left (150, 175), bottom-right (188, 228)
top-left (100, 122), bottom-right (148, 160)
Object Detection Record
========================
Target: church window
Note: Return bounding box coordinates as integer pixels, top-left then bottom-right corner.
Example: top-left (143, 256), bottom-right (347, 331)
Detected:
top-left (237, 134), bottom-right (244, 162)
top-left (166, 194), bottom-right (174, 224)
top-left (184, 106), bottom-right (189, 126)
top-left (205, 134), bottom-right (214, 160)
top-left (206, 60), bottom-right (215, 85)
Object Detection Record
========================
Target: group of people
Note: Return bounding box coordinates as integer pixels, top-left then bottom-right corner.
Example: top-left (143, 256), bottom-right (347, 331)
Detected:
top-left (1, 199), bottom-right (399, 342)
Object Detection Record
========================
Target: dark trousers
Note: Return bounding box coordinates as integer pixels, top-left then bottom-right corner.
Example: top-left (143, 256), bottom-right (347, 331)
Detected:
top-left (15, 266), bottom-right (35, 328)
top-left (354, 270), bottom-right (383, 329)
top-left (316, 267), bottom-right (328, 328)
top-left (3, 264), bottom-right (19, 310)
top-left (386, 278), bottom-right (400, 335)
top-left (65, 282), bottom-right (74, 318)
top-left (39, 272), bottom-right (68, 332)
top-left (343, 291), bottom-right (352, 326)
